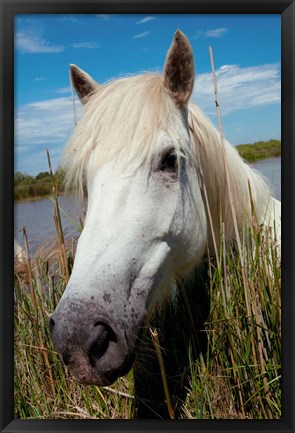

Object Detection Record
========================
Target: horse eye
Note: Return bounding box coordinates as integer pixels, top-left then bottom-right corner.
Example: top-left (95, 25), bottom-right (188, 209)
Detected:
top-left (160, 150), bottom-right (178, 172)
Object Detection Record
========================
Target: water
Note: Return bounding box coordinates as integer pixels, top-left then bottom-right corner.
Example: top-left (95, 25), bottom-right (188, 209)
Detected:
top-left (14, 194), bottom-right (86, 253)
top-left (252, 157), bottom-right (281, 201)
top-left (14, 157), bottom-right (281, 253)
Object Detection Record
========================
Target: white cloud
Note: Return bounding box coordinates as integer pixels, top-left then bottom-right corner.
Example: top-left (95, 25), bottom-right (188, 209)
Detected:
top-left (192, 63), bottom-right (281, 116)
top-left (136, 16), bottom-right (155, 25)
top-left (132, 31), bottom-right (150, 39)
top-left (71, 41), bottom-right (99, 49)
top-left (15, 97), bottom-right (80, 147)
top-left (96, 14), bottom-right (110, 20)
top-left (56, 87), bottom-right (72, 94)
top-left (60, 15), bottom-right (79, 23)
top-left (204, 27), bottom-right (228, 38)
top-left (15, 32), bottom-right (64, 53)
top-left (15, 97), bottom-right (82, 172)
top-left (15, 28), bottom-right (99, 54)
top-left (194, 27), bottom-right (228, 39)
top-left (35, 77), bottom-right (45, 82)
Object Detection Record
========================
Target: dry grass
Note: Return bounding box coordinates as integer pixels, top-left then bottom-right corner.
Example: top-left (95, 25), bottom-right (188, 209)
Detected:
top-left (14, 213), bottom-right (281, 419)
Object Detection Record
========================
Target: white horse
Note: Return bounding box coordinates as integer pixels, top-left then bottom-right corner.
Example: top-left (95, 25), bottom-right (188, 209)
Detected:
top-left (50, 30), bottom-right (281, 418)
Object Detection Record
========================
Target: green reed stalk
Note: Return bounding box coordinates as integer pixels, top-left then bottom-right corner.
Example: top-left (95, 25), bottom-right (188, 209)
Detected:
top-left (150, 328), bottom-right (175, 419)
top-left (22, 226), bottom-right (37, 317)
top-left (46, 149), bottom-right (69, 282)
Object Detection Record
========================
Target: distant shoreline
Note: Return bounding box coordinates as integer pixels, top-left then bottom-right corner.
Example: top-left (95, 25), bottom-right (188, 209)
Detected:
top-left (236, 139), bottom-right (281, 163)
top-left (15, 191), bottom-right (69, 204)
top-left (14, 140), bottom-right (281, 203)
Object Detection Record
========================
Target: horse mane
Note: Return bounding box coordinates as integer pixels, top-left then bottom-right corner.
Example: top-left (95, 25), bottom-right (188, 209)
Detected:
top-left (187, 103), bottom-right (271, 248)
top-left (62, 74), bottom-right (178, 193)
top-left (62, 73), bottom-right (272, 249)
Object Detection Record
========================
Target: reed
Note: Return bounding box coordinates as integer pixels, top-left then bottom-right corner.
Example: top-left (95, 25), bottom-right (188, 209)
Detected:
top-left (14, 199), bottom-right (281, 419)
top-left (183, 220), bottom-right (281, 419)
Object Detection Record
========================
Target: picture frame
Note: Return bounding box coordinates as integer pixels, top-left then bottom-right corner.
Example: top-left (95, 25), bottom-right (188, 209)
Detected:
top-left (1, 0), bottom-right (294, 432)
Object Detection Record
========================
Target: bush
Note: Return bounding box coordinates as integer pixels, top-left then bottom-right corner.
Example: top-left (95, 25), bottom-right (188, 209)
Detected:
top-left (14, 170), bottom-right (65, 201)
top-left (236, 140), bottom-right (281, 163)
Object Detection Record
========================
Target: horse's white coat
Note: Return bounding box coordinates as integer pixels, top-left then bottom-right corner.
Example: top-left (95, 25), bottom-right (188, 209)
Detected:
top-left (61, 130), bottom-right (208, 313)
top-left (267, 197), bottom-right (281, 248)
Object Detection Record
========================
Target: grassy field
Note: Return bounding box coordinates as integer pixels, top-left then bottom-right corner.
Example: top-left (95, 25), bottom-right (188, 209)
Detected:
top-left (14, 176), bottom-right (281, 419)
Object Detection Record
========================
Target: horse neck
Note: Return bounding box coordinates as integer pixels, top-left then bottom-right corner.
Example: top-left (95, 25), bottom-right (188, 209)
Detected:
top-left (188, 104), bottom-right (272, 253)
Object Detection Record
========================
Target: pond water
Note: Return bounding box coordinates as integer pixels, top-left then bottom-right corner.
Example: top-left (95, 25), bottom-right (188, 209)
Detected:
top-left (252, 157), bottom-right (281, 201)
top-left (14, 157), bottom-right (281, 254)
top-left (14, 194), bottom-right (85, 254)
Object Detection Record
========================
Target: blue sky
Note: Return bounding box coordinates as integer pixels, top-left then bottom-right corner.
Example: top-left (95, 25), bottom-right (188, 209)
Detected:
top-left (14, 14), bottom-right (281, 175)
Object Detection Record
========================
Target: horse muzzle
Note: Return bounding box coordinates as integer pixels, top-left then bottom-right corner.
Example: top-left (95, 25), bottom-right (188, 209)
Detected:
top-left (49, 298), bottom-right (137, 386)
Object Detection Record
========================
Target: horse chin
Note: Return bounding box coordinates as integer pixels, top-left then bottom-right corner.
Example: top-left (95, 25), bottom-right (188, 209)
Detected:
top-left (71, 368), bottom-right (125, 387)
top-left (67, 350), bottom-right (136, 387)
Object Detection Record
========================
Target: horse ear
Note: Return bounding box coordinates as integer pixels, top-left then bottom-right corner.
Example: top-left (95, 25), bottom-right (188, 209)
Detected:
top-left (70, 64), bottom-right (99, 104)
top-left (163, 30), bottom-right (195, 108)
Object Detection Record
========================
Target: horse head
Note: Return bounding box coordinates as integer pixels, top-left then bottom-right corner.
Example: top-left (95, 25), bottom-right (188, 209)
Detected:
top-left (50, 30), bottom-right (208, 386)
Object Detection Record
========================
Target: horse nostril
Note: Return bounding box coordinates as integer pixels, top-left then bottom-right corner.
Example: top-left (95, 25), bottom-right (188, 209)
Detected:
top-left (62, 353), bottom-right (71, 366)
top-left (49, 317), bottom-right (55, 333)
top-left (88, 322), bottom-right (117, 367)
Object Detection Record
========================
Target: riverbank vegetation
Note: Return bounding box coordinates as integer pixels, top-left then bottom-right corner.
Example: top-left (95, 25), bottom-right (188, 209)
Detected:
top-left (14, 140), bottom-right (281, 202)
top-left (14, 168), bottom-right (281, 419)
top-left (236, 139), bottom-right (281, 163)
top-left (14, 170), bottom-right (65, 202)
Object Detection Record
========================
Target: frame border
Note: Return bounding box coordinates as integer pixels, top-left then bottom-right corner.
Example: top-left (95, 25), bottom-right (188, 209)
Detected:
top-left (1, 1), bottom-right (294, 432)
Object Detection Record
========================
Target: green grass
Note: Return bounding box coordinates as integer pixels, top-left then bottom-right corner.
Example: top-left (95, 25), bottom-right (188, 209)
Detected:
top-left (183, 224), bottom-right (281, 419)
top-left (236, 140), bottom-right (281, 163)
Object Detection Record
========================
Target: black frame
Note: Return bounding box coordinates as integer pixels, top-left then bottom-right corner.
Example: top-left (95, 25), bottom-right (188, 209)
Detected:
top-left (1, 1), bottom-right (294, 432)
